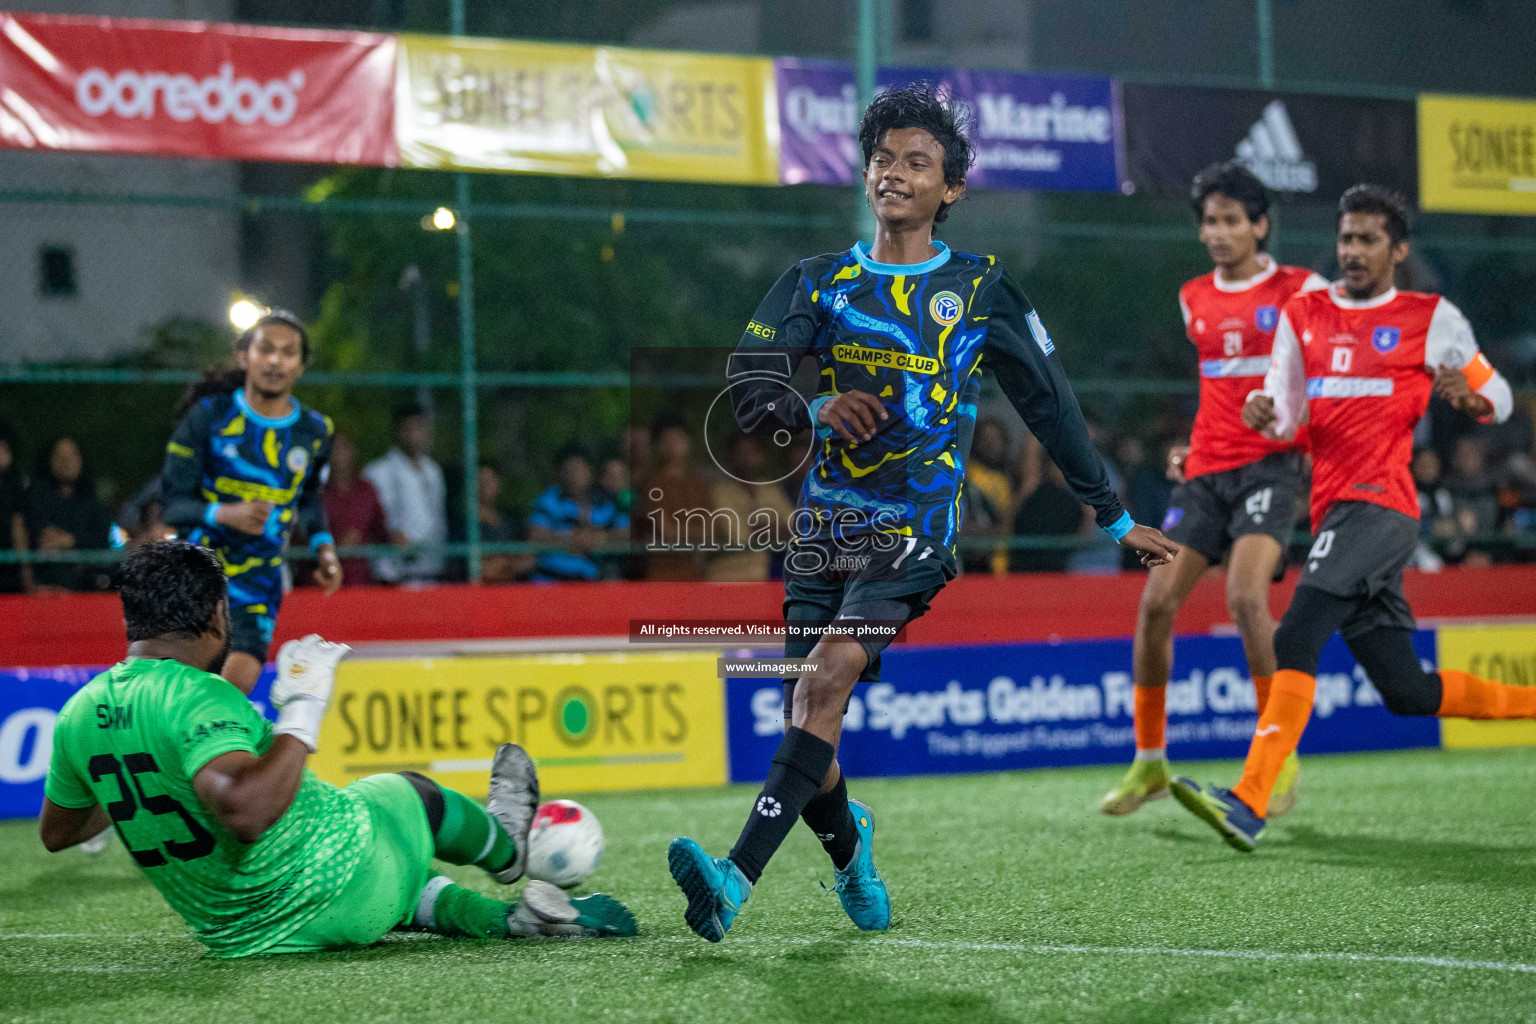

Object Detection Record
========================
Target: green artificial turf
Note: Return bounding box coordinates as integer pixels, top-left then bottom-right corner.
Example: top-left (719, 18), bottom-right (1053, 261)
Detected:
top-left (3, 747), bottom-right (1535, 1023)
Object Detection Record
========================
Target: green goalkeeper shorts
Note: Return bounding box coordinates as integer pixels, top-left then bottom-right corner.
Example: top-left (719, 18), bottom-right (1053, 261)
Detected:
top-left (265, 773), bottom-right (435, 954)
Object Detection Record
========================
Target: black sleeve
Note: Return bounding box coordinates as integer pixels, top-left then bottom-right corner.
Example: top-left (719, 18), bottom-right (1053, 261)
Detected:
top-left (982, 273), bottom-right (1128, 531)
top-left (161, 403), bottom-right (213, 532)
top-left (295, 421), bottom-right (334, 543)
top-left (730, 265), bottom-right (825, 435)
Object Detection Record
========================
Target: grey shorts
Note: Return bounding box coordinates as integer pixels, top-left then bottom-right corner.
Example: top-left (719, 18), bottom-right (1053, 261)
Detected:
top-left (1299, 501), bottom-right (1419, 639)
top-left (1163, 451), bottom-right (1305, 565)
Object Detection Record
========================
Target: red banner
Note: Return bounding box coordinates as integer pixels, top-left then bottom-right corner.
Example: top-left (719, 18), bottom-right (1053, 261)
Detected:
top-left (0, 13), bottom-right (396, 165)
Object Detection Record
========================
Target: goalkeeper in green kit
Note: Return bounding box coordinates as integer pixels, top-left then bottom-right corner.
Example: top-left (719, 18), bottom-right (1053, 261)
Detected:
top-left (39, 540), bottom-right (636, 956)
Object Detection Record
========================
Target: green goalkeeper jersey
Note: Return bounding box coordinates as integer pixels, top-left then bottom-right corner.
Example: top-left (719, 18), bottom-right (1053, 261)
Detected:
top-left (45, 658), bottom-right (370, 957)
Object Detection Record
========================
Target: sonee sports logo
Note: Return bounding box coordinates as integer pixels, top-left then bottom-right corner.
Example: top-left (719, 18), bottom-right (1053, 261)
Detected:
top-left (755, 796), bottom-right (783, 818)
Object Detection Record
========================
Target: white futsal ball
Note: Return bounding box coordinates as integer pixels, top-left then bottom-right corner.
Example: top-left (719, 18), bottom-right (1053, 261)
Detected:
top-left (526, 800), bottom-right (605, 889)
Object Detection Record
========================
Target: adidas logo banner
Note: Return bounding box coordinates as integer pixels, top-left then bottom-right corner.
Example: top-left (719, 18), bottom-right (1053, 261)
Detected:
top-left (1120, 85), bottom-right (1417, 204)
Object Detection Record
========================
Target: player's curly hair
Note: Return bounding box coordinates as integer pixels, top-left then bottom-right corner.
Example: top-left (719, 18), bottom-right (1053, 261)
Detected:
top-left (858, 83), bottom-right (974, 223)
top-left (174, 309), bottom-right (311, 418)
top-left (116, 540), bottom-right (228, 642)
top-left (1190, 161), bottom-right (1272, 249)
top-left (1338, 184), bottom-right (1411, 245)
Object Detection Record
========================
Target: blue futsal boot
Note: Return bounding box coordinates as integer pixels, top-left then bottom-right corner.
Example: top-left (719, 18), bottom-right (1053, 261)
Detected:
top-left (829, 800), bottom-right (891, 930)
top-left (1169, 777), bottom-right (1266, 852)
top-left (668, 837), bottom-right (752, 942)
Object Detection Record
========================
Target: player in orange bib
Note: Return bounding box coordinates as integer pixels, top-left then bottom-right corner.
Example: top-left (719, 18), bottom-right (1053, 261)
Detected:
top-left (1102, 163), bottom-right (1326, 816)
top-left (1171, 185), bottom-right (1533, 851)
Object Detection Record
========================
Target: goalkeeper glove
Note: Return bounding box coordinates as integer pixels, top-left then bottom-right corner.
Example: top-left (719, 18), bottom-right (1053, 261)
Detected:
top-left (271, 634), bottom-right (351, 752)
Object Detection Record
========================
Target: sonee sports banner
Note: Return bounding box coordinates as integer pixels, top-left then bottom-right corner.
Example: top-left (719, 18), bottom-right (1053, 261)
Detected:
top-left (1120, 83), bottom-right (1417, 204)
top-left (0, 12), bottom-right (397, 165)
top-left (726, 633), bottom-right (1440, 783)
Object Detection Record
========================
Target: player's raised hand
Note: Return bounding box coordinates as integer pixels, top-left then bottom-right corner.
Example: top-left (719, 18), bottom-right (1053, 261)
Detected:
top-left (1119, 524), bottom-right (1179, 568)
top-left (311, 546), bottom-right (343, 595)
top-left (817, 390), bottom-right (888, 444)
top-left (271, 634), bottom-right (352, 752)
top-left (1165, 444), bottom-right (1191, 484)
top-left (217, 500), bottom-right (274, 535)
top-left (1241, 393), bottom-right (1278, 435)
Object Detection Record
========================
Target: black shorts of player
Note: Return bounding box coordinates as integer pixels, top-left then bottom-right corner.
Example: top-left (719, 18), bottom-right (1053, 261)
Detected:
top-left (1163, 450), bottom-right (1304, 571)
top-left (227, 601), bottom-right (279, 662)
top-left (780, 533), bottom-right (956, 717)
top-left (1295, 500), bottom-right (1419, 640)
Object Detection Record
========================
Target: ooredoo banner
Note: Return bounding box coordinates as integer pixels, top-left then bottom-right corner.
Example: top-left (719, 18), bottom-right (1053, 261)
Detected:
top-left (0, 12), bottom-right (397, 165)
top-left (726, 632), bottom-right (1440, 782)
top-left (1120, 83), bottom-right (1417, 203)
top-left (775, 58), bottom-right (1122, 193)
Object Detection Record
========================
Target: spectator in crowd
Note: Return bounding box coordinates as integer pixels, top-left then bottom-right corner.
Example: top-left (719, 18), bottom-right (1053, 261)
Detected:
top-left (24, 436), bottom-right (112, 592)
top-left (961, 416), bottom-right (1018, 576)
top-left (1009, 435), bottom-right (1086, 574)
top-left (1444, 436), bottom-right (1500, 567)
top-left (477, 462), bottom-right (534, 584)
top-left (623, 425), bottom-right (652, 485)
top-left (1116, 434), bottom-right (1177, 571)
top-left (637, 414), bottom-right (714, 582)
top-left (1412, 447), bottom-right (1449, 571)
top-left (323, 433), bottom-right (399, 586)
top-left (600, 456), bottom-right (633, 517)
top-left (529, 447), bottom-right (628, 582)
top-left (0, 423), bottom-right (27, 593)
top-left (707, 433), bottom-right (796, 582)
top-left (364, 403), bottom-right (448, 584)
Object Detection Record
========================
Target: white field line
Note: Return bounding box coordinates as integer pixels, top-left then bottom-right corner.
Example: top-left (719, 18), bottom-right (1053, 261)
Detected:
top-left (4, 932), bottom-right (1536, 976)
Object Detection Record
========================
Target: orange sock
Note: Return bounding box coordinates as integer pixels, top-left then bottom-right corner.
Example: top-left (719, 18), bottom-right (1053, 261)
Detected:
top-left (1252, 674), bottom-right (1273, 717)
top-left (1134, 685), bottom-right (1166, 754)
top-left (1232, 669), bottom-right (1315, 817)
top-left (1437, 670), bottom-right (1536, 719)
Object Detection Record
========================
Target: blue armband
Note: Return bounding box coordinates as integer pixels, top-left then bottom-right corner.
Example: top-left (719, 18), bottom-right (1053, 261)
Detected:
top-left (204, 503), bottom-right (220, 527)
top-left (807, 394), bottom-right (833, 439)
top-left (1104, 510), bottom-right (1134, 542)
top-left (309, 532), bottom-right (335, 554)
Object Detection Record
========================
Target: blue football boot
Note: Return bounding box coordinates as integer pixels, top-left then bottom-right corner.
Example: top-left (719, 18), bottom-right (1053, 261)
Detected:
top-left (1170, 777), bottom-right (1266, 852)
top-left (668, 837), bottom-right (751, 942)
top-left (829, 800), bottom-right (891, 930)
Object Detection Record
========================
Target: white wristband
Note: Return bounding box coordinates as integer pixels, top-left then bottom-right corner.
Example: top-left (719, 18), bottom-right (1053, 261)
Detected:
top-left (274, 697), bottom-right (326, 752)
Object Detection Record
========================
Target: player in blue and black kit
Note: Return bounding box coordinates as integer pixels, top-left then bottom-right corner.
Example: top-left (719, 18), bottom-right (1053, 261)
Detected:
top-left (668, 85), bottom-right (1179, 942)
top-left (161, 310), bottom-right (342, 696)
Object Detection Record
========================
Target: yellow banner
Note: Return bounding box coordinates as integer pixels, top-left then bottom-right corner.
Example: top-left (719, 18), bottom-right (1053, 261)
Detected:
top-left (1437, 623), bottom-right (1536, 748)
top-left (1419, 94), bottom-right (1536, 215)
top-left (395, 35), bottom-right (778, 184)
top-left (309, 651), bottom-right (726, 796)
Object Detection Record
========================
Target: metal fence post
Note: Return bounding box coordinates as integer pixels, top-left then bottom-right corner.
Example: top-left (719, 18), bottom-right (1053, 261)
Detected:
top-left (449, 0), bottom-right (481, 583)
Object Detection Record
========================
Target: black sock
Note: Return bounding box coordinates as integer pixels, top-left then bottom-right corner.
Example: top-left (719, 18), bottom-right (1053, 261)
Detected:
top-left (800, 772), bottom-right (859, 870)
top-left (728, 727), bottom-right (835, 884)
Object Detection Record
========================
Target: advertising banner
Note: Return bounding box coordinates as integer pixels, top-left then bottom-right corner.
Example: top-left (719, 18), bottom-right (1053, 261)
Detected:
top-left (726, 633), bottom-right (1439, 782)
top-left (0, 665), bottom-right (274, 819)
top-left (307, 651), bottom-right (727, 796)
top-left (1419, 94), bottom-right (1536, 215)
top-left (0, 13), bottom-right (397, 165)
top-left (394, 35), bottom-right (778, 183)
top-left (1436, 623), bottom-right (1536, 748)
top-left (1120, 84), bottom-right (1416, 203)
top-left (775, 58), bottom-right (1121, 192)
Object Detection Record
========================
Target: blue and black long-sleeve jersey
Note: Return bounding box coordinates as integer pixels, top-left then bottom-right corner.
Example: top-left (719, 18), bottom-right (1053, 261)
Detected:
top-left (731, 242), bottom-right (1129, 550)
top-left (161, 389), bottom-right (333, 610)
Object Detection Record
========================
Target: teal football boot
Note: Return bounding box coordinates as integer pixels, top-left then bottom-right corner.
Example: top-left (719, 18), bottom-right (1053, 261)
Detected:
top-left (668, 837), bottom-right (751, 942)
top-left (829, 800), bottom-right (891, 931)
top-left (1170, 777), bottom-right (1266, 852)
